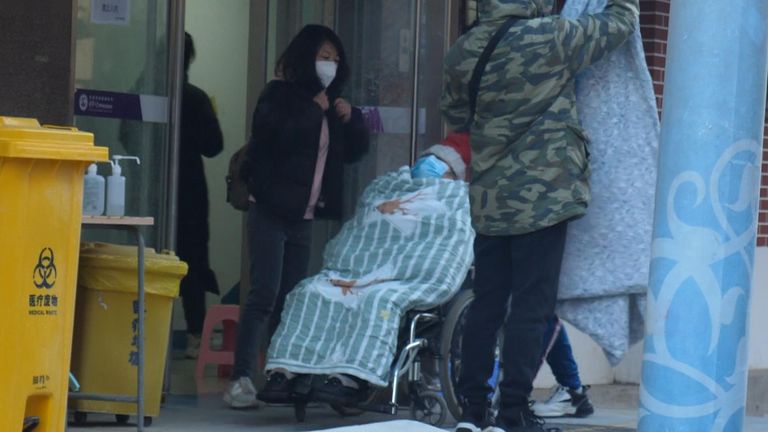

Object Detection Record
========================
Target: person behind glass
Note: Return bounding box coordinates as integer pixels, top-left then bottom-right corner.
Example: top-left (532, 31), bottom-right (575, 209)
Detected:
top-left (224, 24), bottom-right (370, 409)
top-left (177, 32), bottom-right (224, 359)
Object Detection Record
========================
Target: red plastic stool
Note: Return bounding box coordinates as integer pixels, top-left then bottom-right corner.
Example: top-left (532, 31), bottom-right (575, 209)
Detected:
top-left (195, 304), bottom-right (240, 380)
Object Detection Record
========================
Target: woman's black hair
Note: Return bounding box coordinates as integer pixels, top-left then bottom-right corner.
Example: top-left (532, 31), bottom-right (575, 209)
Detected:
top-left (275, 24), bottom-right (350, 98)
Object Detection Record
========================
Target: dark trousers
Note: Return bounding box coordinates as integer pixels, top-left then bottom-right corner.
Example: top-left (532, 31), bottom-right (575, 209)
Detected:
top-left (181, 280), bottom-right (206, 335)
top-left (541, 316), bottom-right (581, 390)
top-left (177, 226), bottom-right (218, 336)
top-left (457, 222), bottom-right (568, 418)
top-left (232, 203), bottom-right (312, 379)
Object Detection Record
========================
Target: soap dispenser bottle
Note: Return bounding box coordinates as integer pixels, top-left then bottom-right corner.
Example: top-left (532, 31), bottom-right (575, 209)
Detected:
top-left (83, 163), bottom-right (105, 216)
top-left (106, 155), bottom-right (141, 217)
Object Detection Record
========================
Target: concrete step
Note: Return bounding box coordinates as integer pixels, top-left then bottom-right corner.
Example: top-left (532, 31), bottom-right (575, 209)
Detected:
top-left (495, 376), bottom-right (768, 431)
top-left (534, 370), bottom-right (768, 417)
top-left (314, 420), bottom-right (633, 431)
top-left (748, 370), bottom-right (768, 416)
top-left (532, 384), bottom-right (639, 412)
top-left (313, 420), bottom-right (443, 431)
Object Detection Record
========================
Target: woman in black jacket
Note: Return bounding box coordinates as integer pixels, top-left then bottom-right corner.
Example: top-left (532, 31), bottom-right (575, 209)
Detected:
top-left (224, 24), bottom-right (369, 409)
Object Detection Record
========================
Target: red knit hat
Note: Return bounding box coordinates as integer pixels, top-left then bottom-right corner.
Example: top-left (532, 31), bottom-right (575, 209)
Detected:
top-left (421, 132), bottom-right (472, 180)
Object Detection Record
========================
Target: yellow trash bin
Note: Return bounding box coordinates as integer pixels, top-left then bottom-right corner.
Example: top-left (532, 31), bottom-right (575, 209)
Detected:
top-left (70, 242), bottom-right (187, 421)
top-left (0, 117), bottom-right (108, 431)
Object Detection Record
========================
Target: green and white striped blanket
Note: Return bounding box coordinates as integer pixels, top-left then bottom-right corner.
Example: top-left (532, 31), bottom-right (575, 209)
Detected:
top-left (266, 167), bottom-right (475, 385)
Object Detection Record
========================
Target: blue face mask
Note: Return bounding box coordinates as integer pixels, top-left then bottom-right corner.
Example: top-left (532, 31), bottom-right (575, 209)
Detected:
top-left (411, 155), bottom-right (448, 179)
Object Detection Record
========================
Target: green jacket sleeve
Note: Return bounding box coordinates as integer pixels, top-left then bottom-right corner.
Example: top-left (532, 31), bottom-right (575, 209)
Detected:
top-left (440, 62), bottom-right (471, 130)
top-left (556, 0), bottom-right (640, 73)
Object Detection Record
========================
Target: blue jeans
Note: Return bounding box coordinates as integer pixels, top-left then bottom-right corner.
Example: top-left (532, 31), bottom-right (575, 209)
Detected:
top-left (540, 316), bottom-right (582, 390)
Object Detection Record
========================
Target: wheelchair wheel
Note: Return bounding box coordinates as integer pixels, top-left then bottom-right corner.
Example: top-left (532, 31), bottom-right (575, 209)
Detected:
top-left (438, 290), bottom-right (502, 422)
top-left (23, 416), bottom-right (40, 432)
top-left (411, 391), bottom-right (448, 427)
top-left (438, 289), bottom-right (474, 420)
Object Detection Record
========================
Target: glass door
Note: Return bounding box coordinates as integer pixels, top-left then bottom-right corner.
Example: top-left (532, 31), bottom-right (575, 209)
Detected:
top-left (73, 0), bottom-right (174, 248)
top-left (335, 0), bottom-right (457, 211)
top-left (266, 0), bottom-right (336, 73)
top-left (265, 0), bottom-right (458, 271)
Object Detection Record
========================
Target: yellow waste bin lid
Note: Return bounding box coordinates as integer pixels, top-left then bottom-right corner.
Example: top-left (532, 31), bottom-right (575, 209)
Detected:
top-left (78, 242), bottom-right (188, 298)
top-left (0, 116), bottom-right (108, 162)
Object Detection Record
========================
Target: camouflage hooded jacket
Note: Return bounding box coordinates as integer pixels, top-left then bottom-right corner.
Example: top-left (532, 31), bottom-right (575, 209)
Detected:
top-left (441, 0), bottom-right (639, 235)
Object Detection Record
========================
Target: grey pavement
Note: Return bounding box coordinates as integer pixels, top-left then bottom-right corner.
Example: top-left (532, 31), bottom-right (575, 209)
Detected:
top-left (67, 394), bottom-right (632, 431)
top-left (66, 394), bottom-right (768, 431)
top-left (66, 358), bottom-right (768, 431)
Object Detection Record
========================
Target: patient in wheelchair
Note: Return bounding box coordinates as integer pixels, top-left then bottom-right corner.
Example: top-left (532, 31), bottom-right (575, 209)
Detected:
top-left (258, 133), bottom-right (475, 406)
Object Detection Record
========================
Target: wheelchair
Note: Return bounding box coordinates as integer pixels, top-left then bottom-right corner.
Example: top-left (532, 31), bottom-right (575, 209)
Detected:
top-left (287, 272), bottom-right (500, 428)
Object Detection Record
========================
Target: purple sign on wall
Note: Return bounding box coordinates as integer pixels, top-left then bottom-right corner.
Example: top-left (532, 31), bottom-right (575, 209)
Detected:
top-left (75, 89), bottom-right (141, 120)
top-left (75, 89), bottom-right (168, 123)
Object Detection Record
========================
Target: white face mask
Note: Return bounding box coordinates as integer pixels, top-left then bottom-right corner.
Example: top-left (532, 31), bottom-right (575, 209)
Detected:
top-left (316, 60), bottom-right (337, 88)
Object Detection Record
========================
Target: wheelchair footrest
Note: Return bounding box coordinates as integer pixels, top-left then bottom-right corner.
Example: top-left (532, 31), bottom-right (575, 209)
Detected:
top-left (360, 403), bottom-right (398, 415)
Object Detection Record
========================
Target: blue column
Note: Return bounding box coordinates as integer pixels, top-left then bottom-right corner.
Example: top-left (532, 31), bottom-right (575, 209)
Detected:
top-left (639, 1), bottom-right (768, 431)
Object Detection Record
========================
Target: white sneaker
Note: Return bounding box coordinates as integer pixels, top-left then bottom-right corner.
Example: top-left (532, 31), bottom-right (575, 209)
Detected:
top-left (531, 385), bottom-right (594, 418)
top-left (185, 334), bottom-right (201, 359)
top-left (455, 422), bottom-right (483, 432)
top-left (223, 377), bottom-right (260, 409)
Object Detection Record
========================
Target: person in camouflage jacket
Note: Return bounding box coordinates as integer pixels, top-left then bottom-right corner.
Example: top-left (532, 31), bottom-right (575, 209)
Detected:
top-left (441, 0), bottom-right (639, 431)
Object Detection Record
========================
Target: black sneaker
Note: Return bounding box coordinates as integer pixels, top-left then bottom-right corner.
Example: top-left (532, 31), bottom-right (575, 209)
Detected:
top-left (491, 406), bottom-right (561, 432)
top-left (257, 372), bottom-right (295, 404)
top-left (531, 385), bottom-right (594, 418)
top-left (313, 375), bottom-right (369, 406)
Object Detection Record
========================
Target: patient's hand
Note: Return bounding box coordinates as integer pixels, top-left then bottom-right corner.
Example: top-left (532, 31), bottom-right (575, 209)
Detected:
top-left (331, 279), bottom-right (357, 288)
top-left (377, 200), bottom-right (406, 215)
top-left (376, 192), bottom-right (423, 215)
top-left (330, 277), bottom-right (393, 296)
top-left (331, 279), bottom-right (357, 296)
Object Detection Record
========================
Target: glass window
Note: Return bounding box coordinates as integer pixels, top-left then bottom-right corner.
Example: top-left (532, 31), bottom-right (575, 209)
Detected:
top-left (74, 0), bottom-right (171, 247)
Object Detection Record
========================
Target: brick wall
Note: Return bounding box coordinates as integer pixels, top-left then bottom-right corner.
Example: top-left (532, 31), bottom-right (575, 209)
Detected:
top-left (639, 0), bottom-right (768, 247)
top-left (762, 130), bottom-right (768, 247)
top-left (639, 0), bottom-right (669, 113)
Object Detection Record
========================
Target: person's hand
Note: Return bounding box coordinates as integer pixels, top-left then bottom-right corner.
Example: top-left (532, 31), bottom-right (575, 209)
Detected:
top-left (314, 91), bottom-right (330, 111)
top-left (331, 279), bottom-right (356, 288)
top-left (331, 278), bottom-right (357, 296)
top-left (377, 200), bottom-right (408, 215)
top-left (334, 98), bottom-right (352, 123)
top-left (376, 192), bottom-right (422, 215)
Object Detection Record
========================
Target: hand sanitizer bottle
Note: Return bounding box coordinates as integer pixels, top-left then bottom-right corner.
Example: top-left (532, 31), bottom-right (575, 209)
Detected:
top-left (83, 163), bottom-right (105, 216)
top-left (106, 155), bottom-right (141, 217)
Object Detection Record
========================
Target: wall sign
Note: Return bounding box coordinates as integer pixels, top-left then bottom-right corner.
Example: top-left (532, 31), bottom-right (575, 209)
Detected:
top-left (91, 0), bottom-right (130, 26)
top-left (75, 89), bottom-right (168, 123)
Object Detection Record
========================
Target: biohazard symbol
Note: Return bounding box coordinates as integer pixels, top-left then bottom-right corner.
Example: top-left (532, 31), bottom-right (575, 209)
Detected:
top-left (33, 248), bottom-right (57, 289)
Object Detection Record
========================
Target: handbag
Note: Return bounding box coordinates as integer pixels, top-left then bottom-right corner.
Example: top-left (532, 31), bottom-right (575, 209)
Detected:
top-left (225, 141), bottom-right (250, 212)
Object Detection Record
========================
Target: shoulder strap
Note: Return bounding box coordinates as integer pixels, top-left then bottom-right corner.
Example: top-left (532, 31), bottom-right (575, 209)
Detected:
top-left (461, 17), bottom-right (519, 132)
